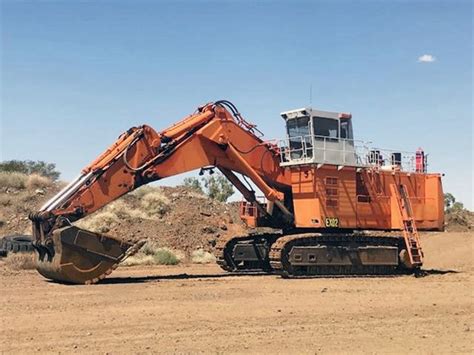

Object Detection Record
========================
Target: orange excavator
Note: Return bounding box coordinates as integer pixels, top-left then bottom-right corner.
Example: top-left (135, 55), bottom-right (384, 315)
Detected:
top-left (30, 100), bottom-right (444, 284)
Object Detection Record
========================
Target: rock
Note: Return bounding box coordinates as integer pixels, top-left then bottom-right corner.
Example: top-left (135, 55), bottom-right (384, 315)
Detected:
top-left (202, 226), bottom-right (216, 234)
top-left (35, 189), bottom-right (45, 195)
top-left (207, 238), bottom-right (217, 247)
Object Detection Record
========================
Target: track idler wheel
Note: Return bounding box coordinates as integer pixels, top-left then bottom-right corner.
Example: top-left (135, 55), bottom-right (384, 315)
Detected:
top-left (34, 226), bottom-right (144, 284)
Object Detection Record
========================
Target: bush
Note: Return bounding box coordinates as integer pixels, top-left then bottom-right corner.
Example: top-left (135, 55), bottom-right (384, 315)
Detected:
top-left (191, 249), bottom-right (216, 264)
top-left (26, 174), bottom-right (52, 190)
top-left (121, 242), bottom-right (182, 267)
top-left (121, 254), bottom-right (156, 266)
top-left (0, 171), bottom-right (52, 190)
top-left (204, 173), bottom-right (234, 202)
top-left (107, 200), bottom-right (147, 220)
top-left (183, 177), bottom-right (204, 194)
top-left (141, 241), bottom-right (161, 256)
top-left (131, 186), bottom-right (172, 216)
top-left (4, 253), bottom-right (36, 270)
top-left (0, 172), bottom-right (28, 189)
top-left (75, 211), bottom-right (119, 233)
top-left (181, 172), bottom-right (234, 202)
top-left (0, 160), bottom-right (60, 181)
top-left (153, 248), bottom-right (180, 265)
top-left (140, 191), bottom-right (170, 216)
top-left (131, 185), bottom-right (157, 199)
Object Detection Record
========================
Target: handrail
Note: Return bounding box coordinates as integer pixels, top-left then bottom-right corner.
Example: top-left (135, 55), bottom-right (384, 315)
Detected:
top-left (278, 134), bottom-right (429, 173)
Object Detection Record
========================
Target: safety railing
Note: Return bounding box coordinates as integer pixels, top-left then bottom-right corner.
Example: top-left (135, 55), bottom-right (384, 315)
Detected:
top-left (240, 195), bottom-right (267, 218)
top-left (240, 201), bottom-right (257, 217)
top-left (278, 135), bottom-right (428, 173)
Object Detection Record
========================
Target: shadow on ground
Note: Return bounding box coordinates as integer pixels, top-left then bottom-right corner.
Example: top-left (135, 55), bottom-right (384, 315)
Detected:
top-left (98, 271), bottom-right (271, 284)
top-left (415, 268), bottom-right (459, 277)
top-left (46, 268), bottom-right (460, 285)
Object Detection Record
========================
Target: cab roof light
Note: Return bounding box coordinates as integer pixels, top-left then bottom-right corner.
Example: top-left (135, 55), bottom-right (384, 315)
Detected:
top-left (338, 113), bottom-right (352, 119)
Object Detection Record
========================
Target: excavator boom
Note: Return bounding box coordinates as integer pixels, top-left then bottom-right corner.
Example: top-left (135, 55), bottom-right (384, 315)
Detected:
top-left (30, 101), bottom-right (291, 284)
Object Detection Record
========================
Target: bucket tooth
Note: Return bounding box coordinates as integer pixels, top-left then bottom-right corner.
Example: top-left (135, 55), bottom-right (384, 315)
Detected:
top-left (35, 226), bottom-right (144, 284)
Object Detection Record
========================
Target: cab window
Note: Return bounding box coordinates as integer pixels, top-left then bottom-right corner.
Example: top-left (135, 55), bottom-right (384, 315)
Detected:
top-left (340, 120), bottom-right (350, 139)
top-left (314, 117), bottom-right (338, 139)
top-left (287, 116), bottom-right (310, 138)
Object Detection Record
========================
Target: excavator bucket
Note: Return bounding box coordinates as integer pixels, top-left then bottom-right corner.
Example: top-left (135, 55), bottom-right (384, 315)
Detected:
top-left (35, 226), bottom-right (145, 284)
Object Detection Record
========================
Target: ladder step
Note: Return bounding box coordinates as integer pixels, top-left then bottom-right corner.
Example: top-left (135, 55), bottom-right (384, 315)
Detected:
top-left (396, 183), bottom-right (423, 265)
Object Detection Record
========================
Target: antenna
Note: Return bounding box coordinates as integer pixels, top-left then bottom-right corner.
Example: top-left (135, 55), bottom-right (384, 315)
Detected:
top-left (309, 84), bottom-right (313, 107)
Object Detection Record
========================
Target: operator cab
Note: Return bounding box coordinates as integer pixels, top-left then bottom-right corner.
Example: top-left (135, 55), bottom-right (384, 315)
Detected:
top-left (280, 107), bottom-right (357, 166)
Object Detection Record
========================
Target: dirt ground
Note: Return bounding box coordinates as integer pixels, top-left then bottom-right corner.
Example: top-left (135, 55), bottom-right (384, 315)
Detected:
top-left (1, 231), bottom-right (472, 354)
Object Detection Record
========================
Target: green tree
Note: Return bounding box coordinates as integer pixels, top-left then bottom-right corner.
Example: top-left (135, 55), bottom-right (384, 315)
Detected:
top-left (183, 177), bottom-right (203, 194)
top-left (451, 201), bottom-right (464, 212)
top-left (444, 192), bottom-right (467, 213)
top-left (444, 193), bottom-right (455, 210)
top-left (0, 160), bottom-right (60, 181)
top-left (203, 173), bottom-right (234, 202)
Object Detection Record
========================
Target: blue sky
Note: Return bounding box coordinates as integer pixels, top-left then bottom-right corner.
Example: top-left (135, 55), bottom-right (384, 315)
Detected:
top-left (1, 0), bottom-right (472, 208)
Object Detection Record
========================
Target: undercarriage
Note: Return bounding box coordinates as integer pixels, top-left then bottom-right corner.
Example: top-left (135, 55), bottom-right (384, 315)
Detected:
top-left (216, 231), bottom-right (414, 277)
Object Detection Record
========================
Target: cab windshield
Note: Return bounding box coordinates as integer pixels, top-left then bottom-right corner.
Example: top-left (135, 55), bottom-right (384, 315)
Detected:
top-left (287, 116), bottom-right (310, 138)
top-left (313, 117), bottom-right (338, 139)
top-left (286, 116), bottom-right (312, 159)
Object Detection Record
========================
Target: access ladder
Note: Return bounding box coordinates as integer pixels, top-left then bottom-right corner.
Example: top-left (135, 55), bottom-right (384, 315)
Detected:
top-left (394, 184), bottom-right (423, 266)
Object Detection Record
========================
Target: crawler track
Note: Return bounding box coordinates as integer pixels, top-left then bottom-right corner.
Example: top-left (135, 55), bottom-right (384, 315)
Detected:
top-left (215, 233), bottom-right (280, 272)
top-left (216, 231), bottom-right (413, 278)
top-left (269, 233), bottom-right (408, 278)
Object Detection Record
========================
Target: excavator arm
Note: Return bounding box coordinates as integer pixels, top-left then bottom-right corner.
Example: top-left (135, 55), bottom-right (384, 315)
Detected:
top-left (30, 100), bottom-right (292, 284)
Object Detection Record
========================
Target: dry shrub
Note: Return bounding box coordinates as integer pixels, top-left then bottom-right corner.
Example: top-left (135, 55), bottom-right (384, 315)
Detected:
top-left (0, 172), bottom-right (28, 189)
top-left (121, 245), bottom-right (181, 266)
top-left (107, 200), bottom-right (147, 220)
top-left (141, 240), bottom-right (161, 255)
top-left (131, 185), bottom-right (157, 199)
top-left (75, 197), bottom-right (154, 233)
top-left (154, 248), bottom-right (180, 265)
top-left (121, 254), bottom-right (156, 266)
top-left (4, 253), bottom-right (36, 270)
top-left (26, 174), bottom-right (52, 190)
top-left (191, 249), bottom-right (216, 264)
top-left (76, 211), bottom-right (119, 233)
top-left (140, 191), bottom-right (170, 216)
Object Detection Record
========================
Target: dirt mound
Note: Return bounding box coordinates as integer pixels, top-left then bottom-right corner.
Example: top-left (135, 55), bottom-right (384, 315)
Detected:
top-left (78, 185), bottom-right (246, 253)
top-left (0, 175), bottom-right (246, 255)
top-left (445, 209), bottom-right (473, 232)
top-left (0, 177), bottom-right (62, 235)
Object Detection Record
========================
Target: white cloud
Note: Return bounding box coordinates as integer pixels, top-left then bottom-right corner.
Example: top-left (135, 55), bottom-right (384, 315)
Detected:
top-left (418, 54), bottom-right (436, 63)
